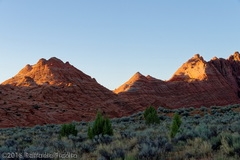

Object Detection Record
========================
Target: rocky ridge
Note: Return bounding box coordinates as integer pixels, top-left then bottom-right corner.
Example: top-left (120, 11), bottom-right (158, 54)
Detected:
top-left (1, 52), bottom-right (240, 128)
top-left (115, 52), bottom-right (240, 110)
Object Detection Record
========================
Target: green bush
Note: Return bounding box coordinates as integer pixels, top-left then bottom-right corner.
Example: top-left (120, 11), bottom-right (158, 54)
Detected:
top-left (60, 123), bottom-right (78, 137)
top-left (170, 113), bottom-right (182, 138)
top-left (143, 106), bottom-right (160, 125)
top-left (88, 112), bottom-right (113, 139)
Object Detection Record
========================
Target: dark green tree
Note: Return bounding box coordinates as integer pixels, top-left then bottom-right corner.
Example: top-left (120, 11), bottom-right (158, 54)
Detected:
top-left (88, 111), bottom-right (113, 139)
top-left (170, 113), bottom-right (182, 138)
top-left (92, 111), bottom-right (104, 136)
top-left (144, 106), bottom-right (160, 125)
top-left (103, 117), bottom-right (113, 135)
top-left (88, 126), bottom-right (93, 139)
top-left (60, 123), bottom-right (78, 137)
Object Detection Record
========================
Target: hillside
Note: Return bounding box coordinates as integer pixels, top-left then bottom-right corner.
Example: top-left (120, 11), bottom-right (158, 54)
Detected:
top-left (1, 52), bottom-right (240, 128)
top-left (114, 52), bottom-right (240, 109)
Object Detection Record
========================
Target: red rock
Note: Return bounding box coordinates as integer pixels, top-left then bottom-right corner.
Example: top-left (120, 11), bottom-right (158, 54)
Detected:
top-left (2, 57), bottom-right (94, 86)
top-left (1, 52), bottom-right (240, 128)
top-left (0, 58), bottom-right (134, 128)
top-left (115, 52), bottom-right (240, 110)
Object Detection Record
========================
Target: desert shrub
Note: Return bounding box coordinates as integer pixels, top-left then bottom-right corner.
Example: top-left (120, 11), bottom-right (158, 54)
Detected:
top-left (220, 107), bottom-right (231, 113)
top-left (143, 106), bottom-right (160, 125)
top-left (232, 104), bottom-right (240, 109)
top-left (23, 136), bottom-right (32, 143)
top-left (175, 109), bottom-right (184, 115)
top-left (184, 138), bottom-right (212, 159)
top-left (124, 156), bottom-right (137, 160)
top-left (189, 107), bottom-right (194, 111)
top-left (157, 107), bottom-right (165, 112)
top-left (93, 134), bottom-right (113, 144)
top-left (4, 139), bottom-right (16, 147)
top-left (36, 139), bottom-right (50, 148)
top-left (200, 106), bottom-right (207, 112)
top-left (88, 112), bottom-right (113, 139)
top-left (60, 123), bottom-right (78, 137)
top-left (210, 135), bottom-right (222, 150)
top-left (138, 136), bottom-right (168, 150)
top-left (194, 114), bottom-right (201, 119)
top-left (230, 121), bottom-right (240, 133)
top-left (170, 113), bottom-right (182, 138)
top-left (68, 134), bottom-right (84, 142)
top-left (138, 143), bottom-right (161, 159)
top-left (162, 108), bottom-right (171, 113)
top-left (98, 147), bottom-right (125, 159)
top-left (137, 137), bottom-right (168, 160)
top-left (119, 117), bottom-right (131, 122)
top-left (164, 142), bottom-right (173, 152)
top-left (174, 129), bottom-right (196, 143)
top-left (181, 111), bottom-right (189, 117)
top-left (97, 138), bottom-right (137, 160)
top-left (211, 109), bottom-right (219, 115)
top-left (220, 132), bottom-right (240, 156)
top-left (81, 143), bottom-right (94, 153)
top-left (158, 115), bottom-right (168, 120)
top-left (120, 131), bottom-right (136, 139)
top-left (52, 140), bottom-right (72, 152)
top-left (195, 125), bottom-right (215, 140)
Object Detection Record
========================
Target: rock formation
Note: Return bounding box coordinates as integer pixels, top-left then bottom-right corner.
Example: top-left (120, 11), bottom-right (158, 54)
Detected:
top-left (1, 52), bottom-right (240, 128)
top-left (0, 58), bottom-right (135, 128)
top-left (115, 52), bottom-right (240, 110)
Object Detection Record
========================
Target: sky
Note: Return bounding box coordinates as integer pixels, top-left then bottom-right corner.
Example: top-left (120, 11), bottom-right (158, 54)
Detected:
top-left (0, 0), bottom-right (239, 90)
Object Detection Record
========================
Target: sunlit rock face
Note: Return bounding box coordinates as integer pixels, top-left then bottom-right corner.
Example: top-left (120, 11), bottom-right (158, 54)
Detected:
top-left (169, 54), bottom-right (209, 81)
top-left (115, 52), bottom-right (240, 110)
top-left (2, 57), bottom-right (95, 86)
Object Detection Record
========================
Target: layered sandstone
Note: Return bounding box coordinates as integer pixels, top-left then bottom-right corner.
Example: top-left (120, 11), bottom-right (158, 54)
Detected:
top-left (0, 58), bottom-right (135, 128)
top-left (2, 57), bottom-right (95, 86)
top-left (115, 52), bottom-right (240, 110)
top-left (1, 52), bottom-right (240, 128)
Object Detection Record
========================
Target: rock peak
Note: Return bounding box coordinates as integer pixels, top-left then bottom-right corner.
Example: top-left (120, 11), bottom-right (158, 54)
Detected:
top-left (194, 54), bottom-right (200, 58)
top-left (169, 54), bottom-right (208, 81)
top-left (131, 72), bottom-right (146, 81)
top-left (146, 75), bottom-right (161, 81)
top-left (134, 72), bottom-right (143, 76)
top-left (211, 56), bottom-right (218, 61)
top-left (234, 51), bottom-right (239, 55)
top-left (1, 57), bottom-right (93, 86)
top-left (113, 72), bottom-right (147, 94)
top-left (228, 51), bottom-right (240, 61)
top-left (192, 54), bottom-right (205, 62)
top-left (48, 57), bottom-right (63, 63)
top-left (37, 58), bottom-right (47, 65)
top-left (36, 57), bottom-right (65, 66)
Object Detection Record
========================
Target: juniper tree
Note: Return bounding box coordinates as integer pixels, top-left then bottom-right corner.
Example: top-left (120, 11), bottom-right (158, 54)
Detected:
top-left (60, 123), bottom-right (78, 137)
top-left (144, 106), bottom-right (160, 125)
top-left (170, 113), bottom-right (182, 138)
top-left (88, 111), bottom-right (113, 139)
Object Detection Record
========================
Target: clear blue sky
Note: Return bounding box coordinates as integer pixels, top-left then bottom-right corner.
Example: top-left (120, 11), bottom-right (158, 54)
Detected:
top-left (0, 0), bottom-right (239, 90)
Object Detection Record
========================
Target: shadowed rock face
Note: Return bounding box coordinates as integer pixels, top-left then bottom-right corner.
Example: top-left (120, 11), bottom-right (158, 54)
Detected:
top-left (114, 52), bottom-right (240, 110)
top-left (1, 52), bottom-right (240, 128)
